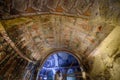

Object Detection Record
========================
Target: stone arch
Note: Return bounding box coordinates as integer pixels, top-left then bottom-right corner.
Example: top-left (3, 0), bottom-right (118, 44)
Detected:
top-left (36, 49), bottom-right (85, 80)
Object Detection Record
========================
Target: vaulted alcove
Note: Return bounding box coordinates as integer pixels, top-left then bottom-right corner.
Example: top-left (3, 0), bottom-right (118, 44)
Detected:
top-left (37, 51), bottom-right (83, 80)
top-left (0, 0), bottom-right (120, 80)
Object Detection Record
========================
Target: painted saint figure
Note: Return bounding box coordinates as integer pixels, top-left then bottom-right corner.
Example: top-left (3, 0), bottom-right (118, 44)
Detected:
top-left (54, 70), bottom-right (63, 80)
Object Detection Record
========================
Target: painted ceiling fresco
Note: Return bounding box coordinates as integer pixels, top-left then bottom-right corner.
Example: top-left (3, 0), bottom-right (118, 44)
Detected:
top-left (0, 33), bottom-right (27, 79)
top-left (0, 15), bottom-right (115, 61)
top-left (0, 0), bottom-right (120, 80)
top-left (0, 0), bottom-right (94, 19)
top-left (36, 51), bottom-right (81, 80)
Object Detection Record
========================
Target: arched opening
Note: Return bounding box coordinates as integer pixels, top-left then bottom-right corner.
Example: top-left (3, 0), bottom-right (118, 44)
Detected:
top-left (37, 51), bottom-right (84, 80)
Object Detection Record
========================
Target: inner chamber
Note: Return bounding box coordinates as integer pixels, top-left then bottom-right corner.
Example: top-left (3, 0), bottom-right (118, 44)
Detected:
top-left (37, 51), bottom-right (83, 80)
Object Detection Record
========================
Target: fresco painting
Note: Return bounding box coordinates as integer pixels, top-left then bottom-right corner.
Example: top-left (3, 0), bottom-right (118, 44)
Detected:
top-left (38, 51), bottom-right (81, 80)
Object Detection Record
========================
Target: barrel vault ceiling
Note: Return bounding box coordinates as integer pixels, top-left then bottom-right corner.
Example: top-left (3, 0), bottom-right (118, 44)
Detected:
top-left (0, 0), bottom-right (120, 79)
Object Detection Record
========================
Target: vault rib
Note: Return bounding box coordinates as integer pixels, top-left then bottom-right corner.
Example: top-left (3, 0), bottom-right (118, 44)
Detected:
top-left (0, 23), bottom-right (33, 62)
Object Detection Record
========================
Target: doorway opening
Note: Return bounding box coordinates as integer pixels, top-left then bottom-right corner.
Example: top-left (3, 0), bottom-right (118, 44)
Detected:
top-left (37, 51), bottom-right (84, 80)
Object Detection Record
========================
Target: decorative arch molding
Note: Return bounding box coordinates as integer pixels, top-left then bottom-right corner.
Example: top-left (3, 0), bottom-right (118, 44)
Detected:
top-left (39, 49), bottom-right (83, 66)
top-left (0, 22), bottom-right (34, 62)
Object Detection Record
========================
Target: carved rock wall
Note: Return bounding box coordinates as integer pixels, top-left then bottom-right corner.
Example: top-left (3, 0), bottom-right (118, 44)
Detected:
top-left (90, 27), bottom-right (120, 80)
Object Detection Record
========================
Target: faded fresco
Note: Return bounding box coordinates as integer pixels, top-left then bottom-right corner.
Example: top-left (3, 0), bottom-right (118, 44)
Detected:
top-left (37, 51), bottom-right (82, 80)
